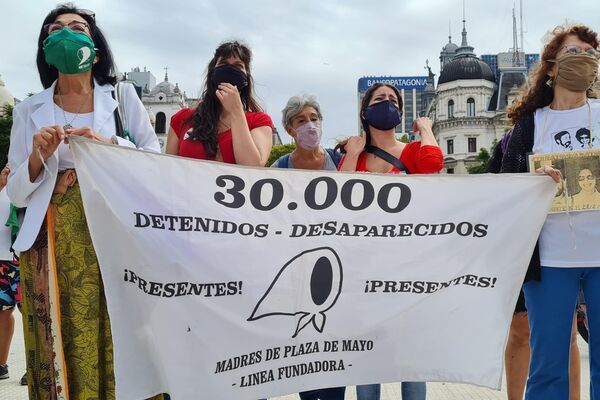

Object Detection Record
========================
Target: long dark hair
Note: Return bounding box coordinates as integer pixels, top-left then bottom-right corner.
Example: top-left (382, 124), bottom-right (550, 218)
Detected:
top-left (37, 3), bottom-right (117, 89)
top-left (336, 83), bottom-right (403, 153)
top-left (187, 41), bottom-right (263, 157)
top-left (508, 24), bottom-right (599, 125)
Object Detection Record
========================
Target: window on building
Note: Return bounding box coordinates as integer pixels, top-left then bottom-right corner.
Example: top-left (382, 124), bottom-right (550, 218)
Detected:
top-left (155, 112), bottom-right (166, 134)
top-left (447, 168), bottom-right (455, 174)
top-left (467, 98), bottom-right (475, 117)
top-left (448, 100), bottom-right (454, 118)
top-left (447, 139), bottom-right (454, 154)
top-left (468, 137), bottom-right (477, 153)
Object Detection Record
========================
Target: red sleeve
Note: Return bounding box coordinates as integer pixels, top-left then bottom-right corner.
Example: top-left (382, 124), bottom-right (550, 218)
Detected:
top-left (170, 108), bottom-right (194, 140)
top-left (400, 142), bottom-right (444, 174)
top-left (337, 155), bottom-right (346, 171)
top-left (247, 112), bottom-right (274, 130)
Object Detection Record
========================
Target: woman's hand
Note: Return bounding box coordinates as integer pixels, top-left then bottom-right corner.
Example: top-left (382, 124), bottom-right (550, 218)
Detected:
top-left (216, 83), bottom-right (244, 115)
top-left (413, 117), bottom-right (433, 133)
top-left (33, 125), bottom-right (65, 160)
top-left (412, 117), bottom-right (439, 146)
top-left (64, 127), bottom-right (112, 144)
top-left (535, 165), bottom-right (562, 183)
top-left (345, 132), bottom-right (367, 157)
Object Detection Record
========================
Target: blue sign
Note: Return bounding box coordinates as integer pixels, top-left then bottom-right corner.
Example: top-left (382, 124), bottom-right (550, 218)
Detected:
top-left (358, 76), bottom-right (429, 92)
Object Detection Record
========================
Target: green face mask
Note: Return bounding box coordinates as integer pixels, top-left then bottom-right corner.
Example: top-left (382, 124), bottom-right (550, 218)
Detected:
top-left (43, 28), bottom-right (96, 74)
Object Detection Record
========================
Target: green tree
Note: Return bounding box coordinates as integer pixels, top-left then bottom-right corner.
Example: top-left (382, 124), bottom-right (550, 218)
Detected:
top-left (267, 143), bottom-right (296, 166)
top-left (467, 147), bottom-right (492, 174)
top-left (398, 134), bottom-right (409, 143)
top-left (0, 104), bottom-right (14, 168)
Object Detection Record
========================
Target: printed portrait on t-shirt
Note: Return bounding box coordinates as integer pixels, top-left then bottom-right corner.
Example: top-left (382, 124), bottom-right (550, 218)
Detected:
top-left (549, 127), bottom-right (600, 152)
top-left (574, 128), bottom-right (598, 149)
top-left (553, 130), bottom-right (572, 151)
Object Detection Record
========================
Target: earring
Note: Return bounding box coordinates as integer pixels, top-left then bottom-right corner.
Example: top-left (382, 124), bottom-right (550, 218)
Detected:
top-left (546, 78), bottom-right (554, 88)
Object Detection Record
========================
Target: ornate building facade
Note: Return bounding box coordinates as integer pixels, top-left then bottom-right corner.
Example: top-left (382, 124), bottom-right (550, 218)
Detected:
top-left (430, 20), bottom-right (504, 174)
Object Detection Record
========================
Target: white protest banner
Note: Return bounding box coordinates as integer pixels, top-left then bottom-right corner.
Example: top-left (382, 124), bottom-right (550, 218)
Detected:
top-left (70, 137), bottom-right (556, 400)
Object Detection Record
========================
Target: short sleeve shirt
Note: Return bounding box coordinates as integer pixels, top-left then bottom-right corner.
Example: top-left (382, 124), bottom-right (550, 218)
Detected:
top-left (170, 108), bottom-right (273, 163)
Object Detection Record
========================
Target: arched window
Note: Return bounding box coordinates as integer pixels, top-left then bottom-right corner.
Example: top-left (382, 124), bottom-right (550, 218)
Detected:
top-left (448, 99), bottom-right (454, 118)
top-left (467, 98), bottom-right (476, 117)
top-left (155, 112), bottom-right (166, 134)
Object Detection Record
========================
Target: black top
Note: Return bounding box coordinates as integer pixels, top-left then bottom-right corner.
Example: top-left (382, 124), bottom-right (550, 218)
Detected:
top-left (488, 113), bottom-right (541, 282)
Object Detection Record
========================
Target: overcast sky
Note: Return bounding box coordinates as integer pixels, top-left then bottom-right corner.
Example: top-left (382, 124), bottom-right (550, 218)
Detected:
top-left (1, 0), bottom-right (599, 145)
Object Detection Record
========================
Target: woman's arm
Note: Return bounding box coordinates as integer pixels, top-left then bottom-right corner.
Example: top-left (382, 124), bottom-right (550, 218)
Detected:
top-left (500, 116), bottom-right (534, 174)
top-left (165, 128), bottom-right (179, 155)
top-left (7, 105), bottom-right (60, 207)
top-left (338, 134), bottom-right (366, 172)
top-left (120, 83), bottom-right (161, 152)
top-left (217, 83), bottom-right (272, 166)
top-left (413, 117), bottom-right (438, 147)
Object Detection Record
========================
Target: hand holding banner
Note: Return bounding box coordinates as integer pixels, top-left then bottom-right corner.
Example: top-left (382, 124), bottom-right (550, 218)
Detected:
top-left (70, 137), bottom-right (556, 400)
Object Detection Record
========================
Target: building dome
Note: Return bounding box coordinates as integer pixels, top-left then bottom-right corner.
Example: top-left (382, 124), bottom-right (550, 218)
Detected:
top-left (442, 41), bottom-right (458, 53)
top-left (149, 80), bottom-right (176, 96)
top-left (0, 75), bottom-right (14, 108)
top-left (438, 54), bottom-right (495, 85)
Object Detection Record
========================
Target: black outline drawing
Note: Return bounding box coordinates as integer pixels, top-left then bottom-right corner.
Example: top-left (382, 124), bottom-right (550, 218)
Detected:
top-left (247, 247), bottom-right (343, 338)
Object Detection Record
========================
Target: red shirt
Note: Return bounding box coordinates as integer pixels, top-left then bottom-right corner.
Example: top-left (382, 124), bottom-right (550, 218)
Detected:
top-left (339, 142), bottom-right (444, 174)
top-left (170, 108), bottom-right (273, 164)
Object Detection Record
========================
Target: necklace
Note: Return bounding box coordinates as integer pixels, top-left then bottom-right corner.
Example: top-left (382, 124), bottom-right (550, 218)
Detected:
top-left (55, 84), bottom-right (93, 130)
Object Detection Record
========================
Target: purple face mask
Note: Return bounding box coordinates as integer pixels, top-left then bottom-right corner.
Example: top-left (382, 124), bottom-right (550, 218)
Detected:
top-left (294, 121), bottom-right (322, 150)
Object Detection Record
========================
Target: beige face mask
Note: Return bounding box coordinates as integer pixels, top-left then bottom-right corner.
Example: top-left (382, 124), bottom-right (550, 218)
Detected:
top-left (550, 53), bottom-right (599, 92)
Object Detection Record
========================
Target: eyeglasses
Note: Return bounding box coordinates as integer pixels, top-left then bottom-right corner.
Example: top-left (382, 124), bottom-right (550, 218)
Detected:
top-left (44, 21), bottom-right (90, 34)
top-left (560, 45), bottom-right (599, 58)
top-left (578, 175), bottom-right (596, 182)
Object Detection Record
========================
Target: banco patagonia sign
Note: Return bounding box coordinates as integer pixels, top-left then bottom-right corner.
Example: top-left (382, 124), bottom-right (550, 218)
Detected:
top-left (357, 76), bottom-right (429, 92)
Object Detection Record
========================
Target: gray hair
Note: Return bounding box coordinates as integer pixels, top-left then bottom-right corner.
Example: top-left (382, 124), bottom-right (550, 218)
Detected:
top-left (281, 94), bottom-right (323, 130)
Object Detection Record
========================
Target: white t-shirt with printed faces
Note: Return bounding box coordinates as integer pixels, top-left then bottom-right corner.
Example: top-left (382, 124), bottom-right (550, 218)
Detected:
top-left (533, 99), bottom-right (600, 268)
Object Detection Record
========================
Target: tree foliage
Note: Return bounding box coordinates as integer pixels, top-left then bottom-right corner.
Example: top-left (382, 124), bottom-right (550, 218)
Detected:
top-left (267, 143), bottom-right (296, 166)
top-left (467, 147), bottom-right (491, 174)
top-left (0, 104), bottom-right (13, 168)
top-left (467, 139), bottom-right (499, 174)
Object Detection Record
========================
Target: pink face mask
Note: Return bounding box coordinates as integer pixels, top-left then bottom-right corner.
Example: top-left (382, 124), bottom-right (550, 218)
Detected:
top-left (294, 121), bottom-right (322, 150)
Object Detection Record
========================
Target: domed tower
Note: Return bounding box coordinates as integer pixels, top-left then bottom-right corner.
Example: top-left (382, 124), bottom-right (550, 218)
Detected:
top-left (440, 26), bottom-right (459, 72)
top-left (141, 67), bottom-right (187, 151)
top-left (431, 15), bottom-right (499, 174)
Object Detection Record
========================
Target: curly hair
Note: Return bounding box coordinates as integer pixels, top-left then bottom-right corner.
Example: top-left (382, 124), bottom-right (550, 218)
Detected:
top-left (507, 23), bottom-right (599, 125)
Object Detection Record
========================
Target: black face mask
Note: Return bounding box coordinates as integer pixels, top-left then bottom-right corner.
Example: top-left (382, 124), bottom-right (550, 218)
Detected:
top-left (211, 64), bottom-right (248, 89)
top-left (363, 100), bottom-right (402, 131)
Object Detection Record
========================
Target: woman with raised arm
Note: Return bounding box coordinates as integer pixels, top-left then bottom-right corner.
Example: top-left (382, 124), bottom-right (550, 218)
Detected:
top-left (338, 83), bottom-right (443, 400)
top-left (166, 41), bottom-right (273, 166)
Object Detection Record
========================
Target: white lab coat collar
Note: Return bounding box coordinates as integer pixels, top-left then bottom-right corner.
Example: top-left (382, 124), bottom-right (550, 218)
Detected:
top-left (30, 79), bottom-right (118, 133)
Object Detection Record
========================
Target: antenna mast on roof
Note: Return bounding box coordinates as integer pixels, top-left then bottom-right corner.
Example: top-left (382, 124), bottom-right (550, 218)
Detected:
top-left (512, 6), bottom-right (519, 66)
top-left (520, 0), bottom-right (525, 56)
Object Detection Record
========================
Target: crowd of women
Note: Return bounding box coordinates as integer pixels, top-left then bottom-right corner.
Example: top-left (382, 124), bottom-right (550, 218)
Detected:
top-left (0, 2), bottom-right (598, 400)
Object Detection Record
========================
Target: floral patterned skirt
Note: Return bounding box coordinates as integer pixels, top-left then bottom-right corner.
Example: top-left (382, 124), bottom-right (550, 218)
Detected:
top-left (20, 182), bottom-right (164, 400)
